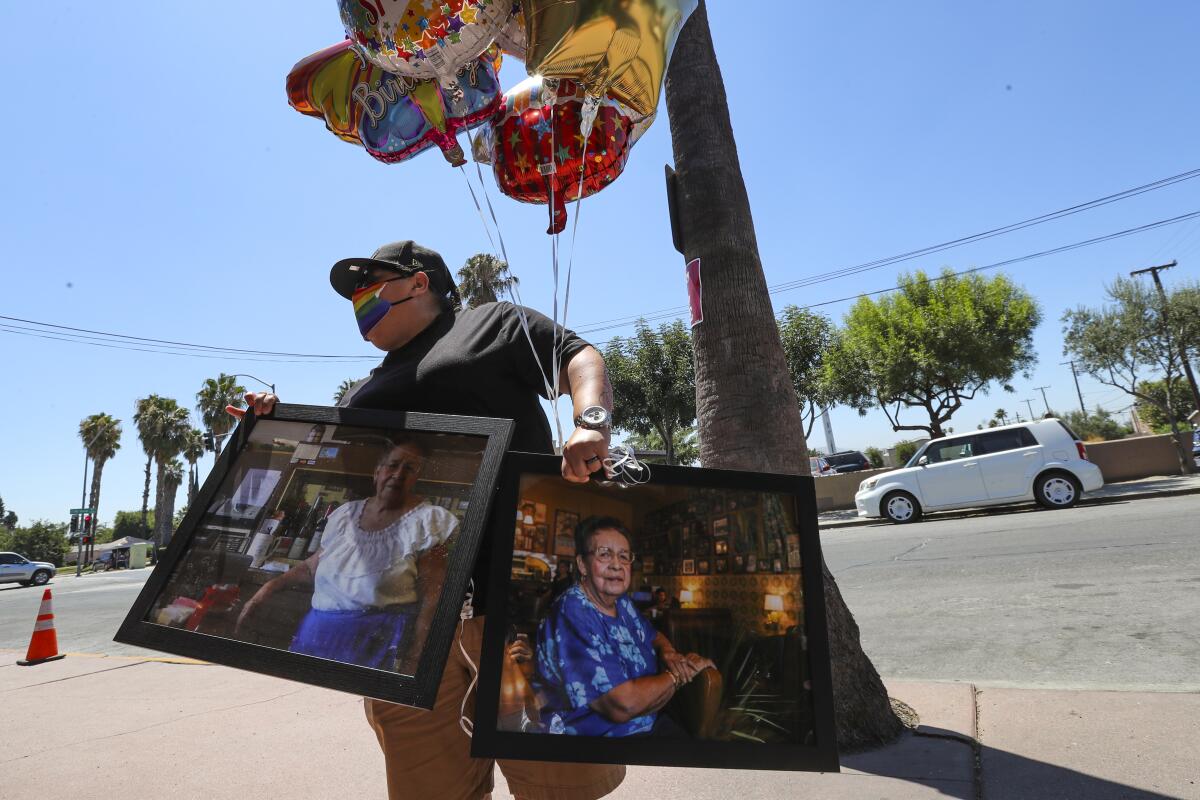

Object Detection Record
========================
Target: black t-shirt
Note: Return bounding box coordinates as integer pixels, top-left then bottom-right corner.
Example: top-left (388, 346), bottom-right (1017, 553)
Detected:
top-left (345, 302), bottom-right (590, 602)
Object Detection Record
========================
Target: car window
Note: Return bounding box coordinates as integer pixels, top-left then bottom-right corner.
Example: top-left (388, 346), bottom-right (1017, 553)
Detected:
top-left (925, 438), bottom-right (975, 463)
top-left (1055, 420), bottom-right (1081, 442)
top-left (825, 452), bottom-right (863, 467)
top-left (0, 553), bottom-right (21, 565)
top-left (975, 428), bottom-right (1037, 455)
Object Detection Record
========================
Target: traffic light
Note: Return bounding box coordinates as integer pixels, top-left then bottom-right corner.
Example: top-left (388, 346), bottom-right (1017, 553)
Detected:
top-left (82, 534), bottom-right (93, 545)
top-left (70, 515), bottom-right (79, 533)
top-left (84, 513), bottom-right (92, 530)
top-left (203, 431), bottom-right (216, 451)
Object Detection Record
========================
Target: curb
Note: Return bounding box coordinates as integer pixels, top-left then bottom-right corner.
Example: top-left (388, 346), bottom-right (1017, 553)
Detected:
top-left (818, 485), bottom-right (1200, 531)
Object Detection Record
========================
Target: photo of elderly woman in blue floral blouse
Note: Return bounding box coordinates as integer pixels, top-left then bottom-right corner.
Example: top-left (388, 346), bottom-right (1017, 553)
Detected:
top-left (531, 516), bottom-right (715, 737)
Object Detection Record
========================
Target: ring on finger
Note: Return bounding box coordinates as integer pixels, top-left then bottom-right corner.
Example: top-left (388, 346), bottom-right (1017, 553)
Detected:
top-left (585, 455), bottom-right (601, 464)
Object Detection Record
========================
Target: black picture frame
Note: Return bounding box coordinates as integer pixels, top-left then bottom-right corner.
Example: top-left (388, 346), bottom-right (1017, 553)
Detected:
top-left (472, 452), bottom-right (838, 772)
top-left (115, 404), bottom-right (513, 709)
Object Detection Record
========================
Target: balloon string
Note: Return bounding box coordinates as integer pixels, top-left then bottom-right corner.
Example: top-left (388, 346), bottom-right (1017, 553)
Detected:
top-left (460, 125), bottom-right (561, 424)
top-left (546, 96), bottom-right (566, 452)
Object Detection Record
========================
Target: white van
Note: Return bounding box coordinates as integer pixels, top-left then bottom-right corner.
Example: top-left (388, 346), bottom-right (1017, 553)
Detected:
top-left (855, 419), bottom-right (1104, 523)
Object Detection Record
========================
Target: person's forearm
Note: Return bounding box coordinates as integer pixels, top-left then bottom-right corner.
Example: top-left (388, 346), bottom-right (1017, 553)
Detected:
top-left (591, 672), bottom-right (677, 723)
top-left (561, 346), bottom-right (612, 416)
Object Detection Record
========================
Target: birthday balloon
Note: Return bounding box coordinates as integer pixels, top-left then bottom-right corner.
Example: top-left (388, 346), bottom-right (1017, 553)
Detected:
top-left (481, 76), bottom-right (650, 234)
top-left (287, 41), bottom-right (502, 166)
top-left (521, 0), bottom-right (697, 118)
top-left (493, 2), bottom-right (527, 60)
top-left (338, 0), bottom-right (512, 93)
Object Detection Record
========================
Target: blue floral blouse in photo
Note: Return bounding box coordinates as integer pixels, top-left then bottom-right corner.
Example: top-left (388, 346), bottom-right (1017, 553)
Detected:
top-left (534, 584), bottom-right (659, 736)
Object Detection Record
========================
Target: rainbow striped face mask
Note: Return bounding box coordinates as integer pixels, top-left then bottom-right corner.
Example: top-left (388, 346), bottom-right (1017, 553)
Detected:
top-left (352, 277), bottom-right (415, 339)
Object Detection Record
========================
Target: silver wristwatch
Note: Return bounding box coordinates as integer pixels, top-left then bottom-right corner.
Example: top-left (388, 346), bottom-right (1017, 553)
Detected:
top-left (574, 405), bottom-right (611, 431)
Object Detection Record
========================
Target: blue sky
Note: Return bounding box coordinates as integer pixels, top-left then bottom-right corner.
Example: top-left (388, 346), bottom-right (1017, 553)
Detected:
top-left (2, 2), bottom-right (1199, 526)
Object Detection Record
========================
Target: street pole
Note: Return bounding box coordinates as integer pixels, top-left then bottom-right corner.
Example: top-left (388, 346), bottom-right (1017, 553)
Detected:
top-left (1034, 385), bottom-right (1051, 415)
top-left (1130, 260), bottom-right (1200, 416)
top-left (1023, 399), bottom-right (1037, 420)
top-left (1062, 360), bottom-right (1087, 415)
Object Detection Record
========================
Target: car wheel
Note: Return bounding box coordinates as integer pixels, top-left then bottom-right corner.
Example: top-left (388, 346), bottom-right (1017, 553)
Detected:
top-left (31, 570), bottom-right (51, 586)
top-left (881, 491), bottom-right (922, 524)
top-left (1035, 472), bottom-right (1081, 509)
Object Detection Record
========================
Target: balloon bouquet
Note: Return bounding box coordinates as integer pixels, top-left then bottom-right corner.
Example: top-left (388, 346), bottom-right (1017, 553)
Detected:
top-left (287, 0), bottom-right (696, 440)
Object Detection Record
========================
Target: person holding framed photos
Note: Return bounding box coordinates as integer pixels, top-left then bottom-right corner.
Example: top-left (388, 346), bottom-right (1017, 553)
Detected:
top-left (533, 516), bottom-right (715, 737)
top-left (234, 437), bottom-right (455, 673)
top-left (230, 240), bottom-right (620, 800)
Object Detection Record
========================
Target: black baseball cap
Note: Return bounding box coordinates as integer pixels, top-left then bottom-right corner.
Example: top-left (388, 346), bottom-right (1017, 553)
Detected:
top-left (330, 240), bottom-right (461, 307)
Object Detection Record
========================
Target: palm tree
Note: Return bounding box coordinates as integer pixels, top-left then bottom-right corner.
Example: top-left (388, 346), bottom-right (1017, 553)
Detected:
top-left (181, 427), bottom-right (206, 504)
top-left (664, 0), bottom-right (899, 748)
top-left (79, 412), bottom-right (122, 558)
top-left (158, 459), bottom-right (185, 546)
top-left (456, 253), bottom-right (519, 308)
top-left (134, 395), bottom-right (191, 545)
top-left (196, 374), bottom-right (246, 459)
top-left (333, 378), bottom-right (363, 405)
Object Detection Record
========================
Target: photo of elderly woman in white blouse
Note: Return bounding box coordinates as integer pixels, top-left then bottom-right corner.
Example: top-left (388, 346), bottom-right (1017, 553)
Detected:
top-left (236, 437), bottom-right (457, 673)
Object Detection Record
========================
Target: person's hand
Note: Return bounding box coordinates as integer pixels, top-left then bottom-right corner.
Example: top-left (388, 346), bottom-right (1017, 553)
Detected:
top-left (684, 653), bottom-right (716, 674)
top-left (227, 391), bottom-right (278, 421)
top-left (561, 426), bottom-right (609, 483)
top-left (660, 649), bottom-right (699, 685)
top-left (507, 634), bottom-right (533, 664)
top-left (234, 593), bottom-right (265, 634)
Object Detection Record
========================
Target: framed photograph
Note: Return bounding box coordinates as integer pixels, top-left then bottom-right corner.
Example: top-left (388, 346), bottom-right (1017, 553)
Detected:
top-left (733, 554), bottom-right (746, 573)
top-left (642, 556), bottom-right (656, 575)
top-left (773, 558), bottom-right (784, 574)
top-left (554, 510), bottom-right (580, 557)
top-left (473, 452), bottom-right (837, 772)
top-left (712, 516), bottom-right (729, 537)
top-left (746, 554), bottom-right (758, 573)
top-left (115, 404), bottom-right (513, 709)
top-left (714, 538), bottom-right (729, 556)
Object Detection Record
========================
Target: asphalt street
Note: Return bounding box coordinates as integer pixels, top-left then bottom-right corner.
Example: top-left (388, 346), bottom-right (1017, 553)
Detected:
top-left (821, 493), bottom-right (1200, 691)
top-left (3, 494), bottom-right (1196, 692)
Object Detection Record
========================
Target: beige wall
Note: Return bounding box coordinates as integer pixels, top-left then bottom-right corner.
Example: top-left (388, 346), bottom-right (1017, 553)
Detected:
top-left (1084, 433), bottom-right (1193, 483)
top-left (813, 468), bottom-right (891, 512)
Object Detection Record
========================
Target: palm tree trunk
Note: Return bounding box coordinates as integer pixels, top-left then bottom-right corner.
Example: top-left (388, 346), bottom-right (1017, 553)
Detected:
top-left (154, 459), bottom-right (168, 546)
top-left (89, 458), bottom-right (106, 552)
top-left (141, 455), bottom-right (153, 539)
top-left (665, 0), bottom-right (901, 749)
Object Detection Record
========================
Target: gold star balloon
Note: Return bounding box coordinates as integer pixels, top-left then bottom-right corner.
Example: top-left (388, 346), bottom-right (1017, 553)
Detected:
top-left (520, 0), bottom-right (697, 118)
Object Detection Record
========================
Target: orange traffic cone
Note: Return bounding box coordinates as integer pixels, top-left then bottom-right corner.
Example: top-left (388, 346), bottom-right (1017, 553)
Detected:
top-left (17, 588), bottom-right (66, 666)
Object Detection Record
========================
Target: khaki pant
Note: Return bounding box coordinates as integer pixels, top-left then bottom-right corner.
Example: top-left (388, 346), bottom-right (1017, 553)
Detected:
top-left (365, 616), bottom-right (625, 800)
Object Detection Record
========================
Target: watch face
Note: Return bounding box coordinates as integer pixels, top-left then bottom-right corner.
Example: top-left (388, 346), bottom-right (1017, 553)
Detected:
top-left (581, 407), bottom-right (608, 426)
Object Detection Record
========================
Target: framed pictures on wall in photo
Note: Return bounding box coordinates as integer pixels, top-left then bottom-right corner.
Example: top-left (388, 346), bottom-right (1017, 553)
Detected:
top-left (472, 453), bottom-right (838, 772)
top-left (115, 405), bottom-right (513, 709)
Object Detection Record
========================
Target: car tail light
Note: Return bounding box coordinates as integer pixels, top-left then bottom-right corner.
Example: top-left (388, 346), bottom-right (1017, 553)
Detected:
top-left (1075, 441), bottom-right (1088, 461)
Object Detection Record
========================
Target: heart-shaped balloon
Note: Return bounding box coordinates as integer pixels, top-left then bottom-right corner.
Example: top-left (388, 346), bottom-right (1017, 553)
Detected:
top-left (477, 76), bottom-right (651, 233)
top-left (288, 41), bottom-right (502, 166)
top-left (338, 0), bottom-right (512, 94)
top-left (520, 0), bottom-right (697, 117)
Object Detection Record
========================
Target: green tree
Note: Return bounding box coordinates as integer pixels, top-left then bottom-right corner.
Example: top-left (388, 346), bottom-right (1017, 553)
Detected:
top-left (195, 374), bottom-right (246, 457)
top-left (3, 521), bottom-right (68, 566)
top-left (78, 412), bottom-right (122, 543)
top-left (892, 440), bottom-right (921, 465)
top-left (0, 494), bottom-right (15, 530)
top-left (181, 427), bottom-right (206, 504)
top-left (778, 307), bottom-right (845, 440)
top-left (829, 270), bottom-right (1041, 439)
top-left (1061, 408), bottom-right (1131, 441)
top-left (623, 426), bottom-right (700, 466)
top-left (112, 510), bottom-right (153, 541)
top-left (333, 378), bottom-right (363, 405)
top-left (603, 320), bottom-right (696, 465)
top-left (1135, 378), bottom-right (1192, 432)
top-left (664, 0), bottom-right (899, 747)
top-left (1063, 277), bottom-right (1195, 472)
top-left (134, 395), bottom-right (191, 545)
top-left (863, 446), bottom-right (884, 468)
top-left (158, 460), bottom-right (185, 544)
top-left (456, 253), bottom-right (519, 308)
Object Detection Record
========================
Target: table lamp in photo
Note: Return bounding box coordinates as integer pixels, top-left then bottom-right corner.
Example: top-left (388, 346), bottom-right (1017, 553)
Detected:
top-left (763, 593), bottom-right (785, 631)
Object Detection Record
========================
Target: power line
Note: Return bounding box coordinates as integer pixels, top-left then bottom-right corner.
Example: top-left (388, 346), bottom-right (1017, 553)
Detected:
top-left (573, 166), bottom-right (1200, 334)
top-left (0, 314), bottom-right (377, 362)
top-left (584, 209), bottom-right (1200, 348)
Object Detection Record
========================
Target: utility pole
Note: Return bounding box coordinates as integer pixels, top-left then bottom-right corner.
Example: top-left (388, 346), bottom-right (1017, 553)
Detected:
top-left (1023, 399), bottom-right (1037, 420)
top-left (1130, 260), bottom-right (1200, 415)
top-left (1034, 385), bottom-right (1051, 416)
top-left (1062, 360), bottom-right (1087, 415)
top-left (821, 409), bottom-right (837, 455)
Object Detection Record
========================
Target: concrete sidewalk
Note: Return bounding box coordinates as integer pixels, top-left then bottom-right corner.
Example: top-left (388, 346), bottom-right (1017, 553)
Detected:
top-left (3, 650), bottom-right (1196, 799)
top-left (819, 473), bottom-right (1200, 530)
